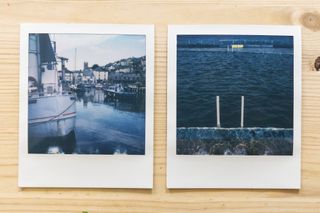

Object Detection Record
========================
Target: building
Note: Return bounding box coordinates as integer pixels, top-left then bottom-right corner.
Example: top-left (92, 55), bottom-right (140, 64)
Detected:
top-left (58, 69), bottom-right (73, 83)
top-left (116, 67), bottom-right (131, 73)
top-left (108, 72), bottom-right (143, 83)
top-left (93, 67), bottom-right (108, 82)
top-left (99, 56), bottom-right (146, 84)
top-left (82, 62), bottom-right (95, 84)
top-left (71, 70), bottom-right (83, 85)
top-left (120, 60), bottom-right (128, 66)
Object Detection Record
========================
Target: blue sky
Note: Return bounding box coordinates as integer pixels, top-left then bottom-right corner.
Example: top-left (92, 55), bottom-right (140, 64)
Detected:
top-left (50, 34), bottom-right (146, 70)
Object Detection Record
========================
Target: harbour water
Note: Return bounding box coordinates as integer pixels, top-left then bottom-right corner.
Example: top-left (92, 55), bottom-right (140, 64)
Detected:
top-left (28, 89), bottom-right (146, 155)
top-left (176, 35), bottom-right (294, 155)
top-left (177, 36), bottom-right (294, 128)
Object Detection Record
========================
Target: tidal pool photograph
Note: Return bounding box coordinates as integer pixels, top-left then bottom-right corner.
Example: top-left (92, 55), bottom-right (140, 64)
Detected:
top-left (28, 33), bottom-right (146, 155)
top-left (176, 34), bottom-right (294, 155)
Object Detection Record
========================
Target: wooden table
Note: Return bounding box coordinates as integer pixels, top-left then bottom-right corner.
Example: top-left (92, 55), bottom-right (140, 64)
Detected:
top-left (0, 1), bottom-right (320, 212)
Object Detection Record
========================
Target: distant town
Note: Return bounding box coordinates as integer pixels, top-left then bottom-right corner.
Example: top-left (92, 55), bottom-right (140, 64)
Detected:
top-left (58, 55), bottom-right (146, 99)
top-left (61, 56), bottom-right (146, 86)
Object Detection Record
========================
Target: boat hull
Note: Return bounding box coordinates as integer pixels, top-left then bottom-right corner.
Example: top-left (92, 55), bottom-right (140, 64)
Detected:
top-left (28, 95), bottom-right (76, 151)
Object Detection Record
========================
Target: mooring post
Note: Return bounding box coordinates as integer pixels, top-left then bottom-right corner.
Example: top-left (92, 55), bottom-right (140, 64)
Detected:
top-left (216, 96), bottom-right (221, 128)
top-left (241, 96), bottom-right (244, 128)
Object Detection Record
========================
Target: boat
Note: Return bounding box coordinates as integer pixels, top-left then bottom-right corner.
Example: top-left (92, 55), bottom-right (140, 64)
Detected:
top-left (69, 84), bottom-right (77, 91)
top-left (227, 43), bottom-right (244, 52)
top-left (104, 84), bottom-right (137, 99)
top-left (95, 83), bottom-right (103, 89)
top-left (84, 83), bottom-right (94, 88)
top-left (75, 83), bottom-right (85, 92)
top-left (231, 44), bottom-right (244, 49)
top-left (28, 34), bottom-right (76, 150)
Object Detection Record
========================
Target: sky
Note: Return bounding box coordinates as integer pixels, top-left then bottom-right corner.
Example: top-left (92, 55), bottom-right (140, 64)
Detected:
top-left (49, 34), bottom-right (146, 70)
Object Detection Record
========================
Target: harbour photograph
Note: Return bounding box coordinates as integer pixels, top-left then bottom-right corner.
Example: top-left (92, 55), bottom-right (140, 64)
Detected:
top-left (28, 33), bottom-right (146, 155)
top-left (176, 34), bottom-right (294, 155)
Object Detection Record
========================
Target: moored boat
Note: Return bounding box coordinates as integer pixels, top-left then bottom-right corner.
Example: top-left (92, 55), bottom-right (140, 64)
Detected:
top-left (75, 83), bottom-right (85, 92)
top-left (69, 84), bottom-right (77, 91)
top-left (104, 84), bottom-right (137, 99)
top-left (28, 33), bottom-right (76, 151)
top-left (95, 83), bottom-right (103, 89)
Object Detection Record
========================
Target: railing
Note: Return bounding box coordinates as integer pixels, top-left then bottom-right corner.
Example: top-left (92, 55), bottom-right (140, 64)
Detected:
top-left (216, 96), bottom-right (244, 128)
top-left (241, 96), bottom-right (244, 128)
top-left (216, 96), bottom-right (221, 128)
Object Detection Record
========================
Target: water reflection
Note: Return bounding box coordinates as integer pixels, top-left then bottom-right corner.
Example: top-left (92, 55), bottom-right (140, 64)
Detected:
top-left (77, 89), bottom-right (145, 112)
top-left (29, 88), bottom-right (146, 155)
top-left (29, 130), bottom-right (77, 154)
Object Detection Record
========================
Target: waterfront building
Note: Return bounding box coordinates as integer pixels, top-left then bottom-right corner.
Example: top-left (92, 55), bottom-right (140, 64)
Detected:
top-left (93, 66), bottom-right (108, 82)
top-left (82, 62), bottom-right (95, 85)
top-left (58, 69), bottom-right (73, 84)
top-left (108, 72), bottom-right (142, 83)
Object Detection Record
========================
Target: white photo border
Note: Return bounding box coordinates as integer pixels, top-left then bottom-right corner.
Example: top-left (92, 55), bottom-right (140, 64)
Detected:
top-left (167, 25), bottom-right (301, 189)
top-left (19, 24), bottom-right (154, 188)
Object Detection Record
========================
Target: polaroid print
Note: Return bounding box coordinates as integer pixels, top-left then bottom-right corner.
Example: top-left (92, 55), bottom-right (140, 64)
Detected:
top-left (19, 24), bottom-right (154, 188)
top-left (167, 25), bottom-right (301, 189)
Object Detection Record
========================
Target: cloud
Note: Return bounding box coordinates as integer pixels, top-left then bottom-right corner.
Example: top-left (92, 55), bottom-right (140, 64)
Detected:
top-left (49, 34), bottom-right (146, 70)
top-left (51, 34), bottom-right (117, 52)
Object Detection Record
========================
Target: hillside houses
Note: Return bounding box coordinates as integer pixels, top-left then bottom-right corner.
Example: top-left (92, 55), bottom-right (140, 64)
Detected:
top-left (59, 56), bottom-right (146, 87)
top-left (106, 56), bottom-right (146, 84)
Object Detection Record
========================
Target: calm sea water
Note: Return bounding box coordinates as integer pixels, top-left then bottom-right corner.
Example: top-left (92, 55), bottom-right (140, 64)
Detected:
top-left (29, 89), bottom-right (145, 155)
top-left (177, 40), bottom-right (294, 128)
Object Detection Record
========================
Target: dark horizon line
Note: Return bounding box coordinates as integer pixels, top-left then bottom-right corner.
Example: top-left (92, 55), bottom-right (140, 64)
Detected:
top-left (177, 44), bottom-right (293, 49)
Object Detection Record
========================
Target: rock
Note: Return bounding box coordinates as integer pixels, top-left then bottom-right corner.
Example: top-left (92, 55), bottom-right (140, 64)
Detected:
top-left (233, 143), bottom-right (247, 155)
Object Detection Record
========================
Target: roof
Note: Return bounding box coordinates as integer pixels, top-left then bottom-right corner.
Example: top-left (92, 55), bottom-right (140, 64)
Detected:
top-left (39, 34), bottom-right (56, 64)
top-left (94, 66), bottom-right (105, 71)
top-left (83, 68), bottom-right (93, 77)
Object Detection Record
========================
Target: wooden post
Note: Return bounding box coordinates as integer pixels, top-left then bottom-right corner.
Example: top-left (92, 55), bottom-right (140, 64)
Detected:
top-left (216, 96), bottom-right (221, 128)
top-left (241, 96), bottom-right (244, 128)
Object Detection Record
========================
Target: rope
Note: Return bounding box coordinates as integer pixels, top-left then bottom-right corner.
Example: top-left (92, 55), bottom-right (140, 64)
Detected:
top-left (29, 98), bottom-right (76, 127)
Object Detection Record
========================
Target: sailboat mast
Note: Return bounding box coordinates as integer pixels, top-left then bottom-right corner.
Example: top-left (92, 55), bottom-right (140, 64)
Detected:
top-left (75, 48), bottom-right (77, 71)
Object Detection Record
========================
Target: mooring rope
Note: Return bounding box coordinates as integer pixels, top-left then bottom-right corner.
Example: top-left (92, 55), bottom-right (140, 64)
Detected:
top-left (29, 97), bottom-right (76, 127)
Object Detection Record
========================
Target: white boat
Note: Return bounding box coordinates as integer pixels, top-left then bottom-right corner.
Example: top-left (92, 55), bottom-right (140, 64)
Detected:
top-left (28, 95), bottom-right (76, 138)
top-left (69, 84), bottom-right (77, 90)
top-left (95, 83), bottom-right (103, 89)
top-left (105, 84), bottom-right (124, 93)
top-left (28, 34), bottom-right (76, 148)
top-left (104, 84), bottom-right (137, 100)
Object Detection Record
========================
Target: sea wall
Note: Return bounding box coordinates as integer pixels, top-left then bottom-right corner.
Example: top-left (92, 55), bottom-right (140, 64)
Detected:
top-left (177, 127), bottom-right (293, 155)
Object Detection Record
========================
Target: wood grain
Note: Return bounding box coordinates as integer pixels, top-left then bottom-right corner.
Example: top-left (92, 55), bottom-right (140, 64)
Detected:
top-left (1, 0), bottom-right (320, 212)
